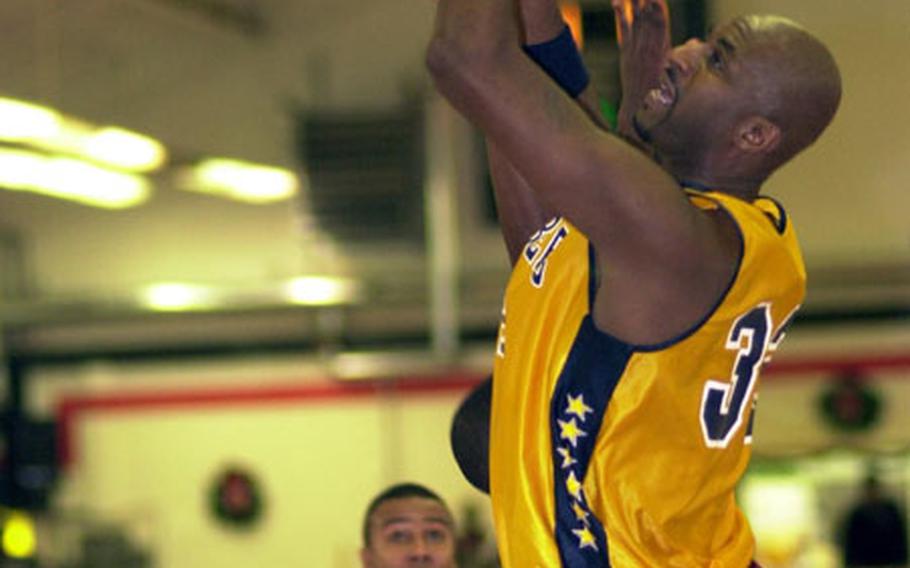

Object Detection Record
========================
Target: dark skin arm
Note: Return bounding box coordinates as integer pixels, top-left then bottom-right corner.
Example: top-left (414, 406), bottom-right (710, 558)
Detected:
top-left (427, 0), bottom-right (740, 344)
top-left (486, 142), bottom-right (550, 265)
top-left (487, 0), bottom-right (670, 266)
top-left (490, 0), bottom-right (672, 265)
top-left (487, 0), bottom-right (607, 266)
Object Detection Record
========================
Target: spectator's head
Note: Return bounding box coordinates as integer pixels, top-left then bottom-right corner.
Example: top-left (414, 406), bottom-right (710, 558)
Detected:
top-left (361, 482), bottom-right (457, 568)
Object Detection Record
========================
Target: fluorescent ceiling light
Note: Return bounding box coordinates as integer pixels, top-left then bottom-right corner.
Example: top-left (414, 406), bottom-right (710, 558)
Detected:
top-left (141, 283), bottom-right (216, 312)
top-left (0, 148), bottom-right (149, 209)
top-left (283, 276), bottom-right (359, 306)
top-left (80, 127), bottom-right (167, 172)
top-left (0, 98), bottom-right (62, 142)
top-left (0, 96), bottom-right (167, 174)
top-left (189, 158), bottom-right (299, 203)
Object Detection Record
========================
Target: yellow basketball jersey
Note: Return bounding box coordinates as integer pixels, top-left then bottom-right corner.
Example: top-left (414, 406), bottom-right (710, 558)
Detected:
top-left (490, 190), bottom-right (805, 567)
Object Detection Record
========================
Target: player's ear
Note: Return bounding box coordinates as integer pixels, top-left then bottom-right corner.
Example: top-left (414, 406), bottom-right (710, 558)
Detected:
top-left (735, 116), bottom-right (780, 154)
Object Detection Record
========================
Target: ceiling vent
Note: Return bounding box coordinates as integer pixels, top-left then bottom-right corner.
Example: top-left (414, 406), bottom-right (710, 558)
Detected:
top-left (296, 109), bottom-right (425, 243)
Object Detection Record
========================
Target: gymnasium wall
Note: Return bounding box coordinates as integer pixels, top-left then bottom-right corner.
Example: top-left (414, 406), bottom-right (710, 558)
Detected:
top-left (24, 318), bottom-right (910, 566)
top-left (30, 359), bottom-right (490, 567)
top-left (712, 0), bottom-right (910, 266)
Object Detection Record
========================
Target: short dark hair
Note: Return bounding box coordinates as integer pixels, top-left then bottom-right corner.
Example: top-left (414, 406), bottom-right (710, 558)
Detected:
top-left (362, 482), bottom-right (449, 546)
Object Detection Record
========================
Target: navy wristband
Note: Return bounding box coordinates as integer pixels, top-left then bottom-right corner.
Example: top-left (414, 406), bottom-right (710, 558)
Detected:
top-left (523, 26), bottom-right (590, 98)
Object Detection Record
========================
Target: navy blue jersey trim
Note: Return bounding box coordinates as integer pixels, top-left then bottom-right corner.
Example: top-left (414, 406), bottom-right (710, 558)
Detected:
top-left (550, 316), bottom-right (631, 567)
top-left (587, 243), bottom-right (598, 311)
top-left (584, 196), bottom-right (745, 353)
top-left (685, 185), bottom-right (788, 235)
top-left (677, 178), bottom-right (713, 192)
top-left (755, 196), bottom-right (788, 234)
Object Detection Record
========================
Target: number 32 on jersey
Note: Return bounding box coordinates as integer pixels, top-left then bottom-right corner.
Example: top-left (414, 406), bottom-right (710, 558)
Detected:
top-left (700, 303), bottom-right (797, 449)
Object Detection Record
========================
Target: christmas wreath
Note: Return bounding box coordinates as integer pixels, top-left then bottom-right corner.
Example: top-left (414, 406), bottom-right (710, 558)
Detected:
top-left (210, 466), bottom-right (264, 528)
top-left (819, 373), bottom-right (881, 432)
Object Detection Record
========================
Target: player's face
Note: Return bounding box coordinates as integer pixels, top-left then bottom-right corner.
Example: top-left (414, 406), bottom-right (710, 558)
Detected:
top-left (636, 18), bottom-right (761, 154)
top-left (361, 497), bottom-right (457, 568)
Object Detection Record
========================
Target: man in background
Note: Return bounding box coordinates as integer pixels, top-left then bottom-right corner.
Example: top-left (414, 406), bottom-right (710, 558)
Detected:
top-left (842, 471), bottom-right (909, 568)
top-left (360, 482), bottom-right (458, 568)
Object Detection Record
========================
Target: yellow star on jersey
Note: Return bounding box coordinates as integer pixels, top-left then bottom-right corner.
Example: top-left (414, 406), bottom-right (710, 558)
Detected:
top-left (572, 501), bottom-right (590, 524)
top-left (556, 446), bottom-right (577, 469)
top-left (557, 417), bottom-right (587, 448)
top-left (565, 470), bottom-right (584, 501)
top-left (565, 393), bottom-right (594, 422)
top-left (572, 525), bottom-right (598, 550)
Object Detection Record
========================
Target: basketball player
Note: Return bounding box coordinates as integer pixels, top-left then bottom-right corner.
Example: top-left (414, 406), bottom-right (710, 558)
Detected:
top-left (360, 482), bottom-right (458, 568)
top-left (428, 0), bottom-right (841, 564)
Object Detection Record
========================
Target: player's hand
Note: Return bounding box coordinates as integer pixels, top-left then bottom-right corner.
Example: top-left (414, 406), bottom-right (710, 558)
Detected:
top-left (612, 0), bottom-right (669, 48)
top-left (613, 0), bottom-right (670, 141)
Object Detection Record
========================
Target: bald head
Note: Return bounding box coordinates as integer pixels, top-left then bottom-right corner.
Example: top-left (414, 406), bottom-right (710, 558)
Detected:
top-left (634, 13), bottom-right (842, 191)
top-left (739, 15), bottom-right (842, 167)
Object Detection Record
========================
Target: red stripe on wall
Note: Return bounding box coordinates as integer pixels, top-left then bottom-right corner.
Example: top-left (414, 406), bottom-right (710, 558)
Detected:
top-left (56, 353), bottom-right (910, 468)
top-left (763, 353), bottom-right (910, 377)
top-left (56, 373), bottom-right (484, 467)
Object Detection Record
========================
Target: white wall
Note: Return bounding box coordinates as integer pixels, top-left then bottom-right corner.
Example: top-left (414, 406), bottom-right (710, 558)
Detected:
top-left (36, 359), bottom-right (492, 568)
top-left (711, 0), bottom-right (910, 267)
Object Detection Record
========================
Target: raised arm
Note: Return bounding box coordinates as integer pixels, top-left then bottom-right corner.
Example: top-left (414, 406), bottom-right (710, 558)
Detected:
top-left (486, 0), bottom-right (608, 265)
top-left (427, 0), bottom-right (739, 344)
